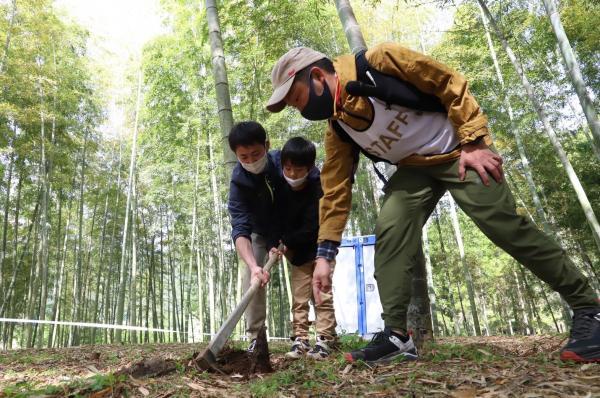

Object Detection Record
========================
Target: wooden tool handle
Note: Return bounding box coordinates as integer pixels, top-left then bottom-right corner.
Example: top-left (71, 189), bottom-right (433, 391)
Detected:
top-left (206, 245), bottom-right (283, 355)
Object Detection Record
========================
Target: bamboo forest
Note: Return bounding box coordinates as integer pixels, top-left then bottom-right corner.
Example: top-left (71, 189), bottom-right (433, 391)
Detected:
top-left (1, 0), bottom-right (599, 396)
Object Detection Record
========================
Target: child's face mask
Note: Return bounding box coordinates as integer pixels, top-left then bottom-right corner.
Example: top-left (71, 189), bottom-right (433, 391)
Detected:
top-left (284, 173), bottom-right (307, 188)
top-left (240, 153), bottom-right (268, 174)
top-left (283, 162), bottom-right (310, 188)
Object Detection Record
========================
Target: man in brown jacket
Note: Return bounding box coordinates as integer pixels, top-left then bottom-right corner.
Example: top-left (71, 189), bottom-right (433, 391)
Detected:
top-left (266, 43), bottom-right (600, 364)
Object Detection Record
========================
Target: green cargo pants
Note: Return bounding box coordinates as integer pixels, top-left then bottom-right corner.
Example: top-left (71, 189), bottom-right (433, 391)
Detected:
top-left (375, 158), bottom-right (598, 330)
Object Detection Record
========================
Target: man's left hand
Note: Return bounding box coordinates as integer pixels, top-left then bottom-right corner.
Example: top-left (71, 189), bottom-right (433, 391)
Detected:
top-left (458, 139), bottom-right (503, 186)
top-left (312, 258), bottom-right (333, 305)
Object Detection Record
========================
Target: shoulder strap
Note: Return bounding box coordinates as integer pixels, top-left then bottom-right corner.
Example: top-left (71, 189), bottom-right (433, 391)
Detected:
top-left (354, 49), bottom-right (370, 83)
top-left (349, 50), bottom-right (446, 113)
top-left (371, 163), bottom-right (389, 185)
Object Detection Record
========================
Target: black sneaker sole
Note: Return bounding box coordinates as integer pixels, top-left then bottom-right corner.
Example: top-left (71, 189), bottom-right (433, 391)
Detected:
top-left (344, 349), bottom-right (418, 364)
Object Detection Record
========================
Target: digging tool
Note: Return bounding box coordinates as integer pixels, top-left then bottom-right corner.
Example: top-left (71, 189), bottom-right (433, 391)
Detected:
top-left (194, 245), bottom-right (283, 369)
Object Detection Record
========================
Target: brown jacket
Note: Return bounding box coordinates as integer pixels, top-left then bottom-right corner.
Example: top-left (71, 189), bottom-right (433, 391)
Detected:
top-left (319, 42), bottom-right (492, 244)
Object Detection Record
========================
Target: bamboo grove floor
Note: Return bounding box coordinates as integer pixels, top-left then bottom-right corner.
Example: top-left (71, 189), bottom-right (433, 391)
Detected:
top-left (1, 334), bottom-right (599, 397)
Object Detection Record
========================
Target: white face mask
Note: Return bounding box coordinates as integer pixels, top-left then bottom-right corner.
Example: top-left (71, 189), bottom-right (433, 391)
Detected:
top-left (240, 153), bottom-right (268, 174)
top-left (284, 173), bottom-right (307, 188)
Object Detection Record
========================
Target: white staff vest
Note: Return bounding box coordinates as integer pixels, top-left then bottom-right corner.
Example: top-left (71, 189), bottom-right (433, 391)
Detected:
top-left (337, 98), bottom-right (460, 163)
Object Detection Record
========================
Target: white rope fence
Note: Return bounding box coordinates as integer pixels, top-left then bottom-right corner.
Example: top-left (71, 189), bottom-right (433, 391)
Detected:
top-left (0, 318), bottom-right (290, 341)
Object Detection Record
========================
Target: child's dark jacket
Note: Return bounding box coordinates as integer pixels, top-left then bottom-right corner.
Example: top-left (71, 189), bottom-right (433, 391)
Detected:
top-left (279, 167), bottom-right (322, 266)
top-left (228, 150), bottom-right (284, 247)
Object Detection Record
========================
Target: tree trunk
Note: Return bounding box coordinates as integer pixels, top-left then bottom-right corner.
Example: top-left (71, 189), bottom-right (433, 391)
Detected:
top-left (0, 151), bottom-right (14, 296)
top-left (578, 241), bottom-right (600, 295)
top-left (541, 0), bottom-right (600, 155)
top-left (472, 266), bottom-right (491, 336)
top-left (433, 209), bottom-right (461, 335)
top-left (207, 128), bottom-right (227, 330)
top-left (197, 240), bottom-right (208, 340)
top-left (519, 266), bottom-right (544, 332)
top-left (407, 247), bottom-right (434, 348)
top-left (447, 195), bottom-right (481, 336)
top-left (68, 129), bottom-right (88, 346)
top-left (103, 140), bottom-right (123, 344)
top-left (0, 176), bottom-right (27, 318)
top-left (479, 4), bottom-right (554, 236)
top-left (35, 77), bottom-right (51, 348)
top-left (90, 190), bottom-right (110, 344)
top-left (115, 70), bottom-right (142, 343)
top-left (159, 208), bottom-right (166, 341)
top-left (167, 212), bottom-right (180, 342)
top-left (422, 224), bottom-right (439, 336)
top-left (129, 175), bottom-right (139, 343)
top-left (0, 0), bottom-right (17, 74)
top-left (511, 267), bottom-right (532, 334)
top-left (478, 0), bottom-right (600, 255)
top-left (187, 129), bottom-right (201, 342)
top-left (25, 209), bottom-right (41, 347)
top-left (207, 248), bottom-right (216, 336)
top-left (334, 0), bottom-right (367, 54)
top-left (204, 0), bottom-right (236, 169)
top-left (48, 193), bottom-right (73, 348)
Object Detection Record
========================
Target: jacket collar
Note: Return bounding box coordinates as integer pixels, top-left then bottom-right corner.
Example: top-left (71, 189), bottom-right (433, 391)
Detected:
top-left (332, 54), bottom-right (374, 130)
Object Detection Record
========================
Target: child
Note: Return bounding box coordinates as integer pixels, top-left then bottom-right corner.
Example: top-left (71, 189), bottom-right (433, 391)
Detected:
top-left (227, 121), bottom-right (284, 352)
top-left (276, 137), bottom-right (337, 360)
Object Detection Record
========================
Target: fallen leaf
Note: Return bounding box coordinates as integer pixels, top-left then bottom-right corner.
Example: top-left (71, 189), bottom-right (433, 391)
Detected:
top-left (418, 378), bottom-right (445, 385)
top-left (89, 387), bottom-right (112, 398)
top-left (342, 364), bottom-right (352, 375)
top-left (138, 386), bottom-right (150, 396)
top-left (451, 387), bottom-right (478, 398)
top-left (155, 390), bottom-right (175, 398)
top-left (187, 382), bottom-right (205, 391)
top-left (230, 373), bottom-right (244, 379)
top-left (575, 374), bottom-right (600, 381)
top-left (128, 375), bottom-right (146, 386)
top-left (477, 349), bottom-right (492, 356)
top-left (580, 363), bottom-right (598, 372)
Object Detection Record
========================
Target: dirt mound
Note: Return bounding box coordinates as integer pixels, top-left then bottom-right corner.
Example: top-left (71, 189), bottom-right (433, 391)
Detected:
top-left (194, 327), bottom-right (273, 376)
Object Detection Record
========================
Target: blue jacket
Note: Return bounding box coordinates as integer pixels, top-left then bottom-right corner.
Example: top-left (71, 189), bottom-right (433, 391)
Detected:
top-left (228, 150), bottom-right (284, 248)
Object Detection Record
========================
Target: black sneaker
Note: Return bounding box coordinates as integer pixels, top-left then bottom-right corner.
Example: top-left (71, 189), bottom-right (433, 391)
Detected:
top-left (247, 338), bottom-right (257, 354)
top-left (344, 327), bottom-right (418, 364)
top-left (560, 307), bottom-right (600, 362)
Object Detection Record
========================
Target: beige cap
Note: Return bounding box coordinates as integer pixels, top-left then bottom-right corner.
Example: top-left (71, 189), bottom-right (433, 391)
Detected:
top-left (266, 47), bottom-right (327, 113)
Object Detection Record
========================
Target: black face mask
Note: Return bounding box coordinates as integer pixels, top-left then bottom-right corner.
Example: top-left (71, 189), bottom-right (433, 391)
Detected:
top-left (300, 74), bottom-right (334, 121)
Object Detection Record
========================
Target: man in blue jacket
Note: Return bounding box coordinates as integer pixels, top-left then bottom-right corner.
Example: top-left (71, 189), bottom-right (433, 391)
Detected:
top-left (227, 121), bottom-right (284, 351)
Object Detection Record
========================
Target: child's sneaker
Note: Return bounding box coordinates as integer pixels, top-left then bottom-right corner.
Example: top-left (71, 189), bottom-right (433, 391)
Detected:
top-left (247, 338), bottom-right (257, 354)
top-left (344, 327), bottom-right (418, 364)
top-left (307, 335), bottom-right (333, 360)
top-left (285, 336), bottom-right (310, 359)
top-left (560, 307), bottom-right (600, 362)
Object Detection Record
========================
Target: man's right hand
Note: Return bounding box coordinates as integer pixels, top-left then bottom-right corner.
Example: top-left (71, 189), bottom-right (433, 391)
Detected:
top-left (251, 265), bottom-right (270, 287)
